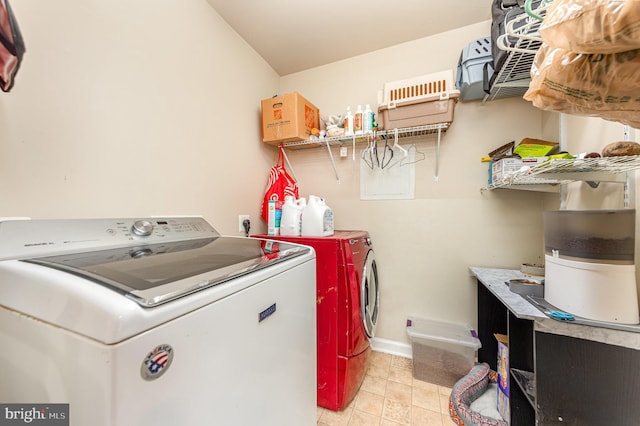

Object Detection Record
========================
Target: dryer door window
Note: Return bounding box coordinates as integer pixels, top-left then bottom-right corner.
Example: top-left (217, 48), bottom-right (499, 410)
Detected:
top-left (360, 250), bottom-right (379, 338)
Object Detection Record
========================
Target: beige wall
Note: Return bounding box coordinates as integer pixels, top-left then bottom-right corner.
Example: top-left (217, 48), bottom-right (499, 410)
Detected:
top-left (562, 115), bottom-right (636, 210)
top-left (1, 0), bottom-right (279, 234)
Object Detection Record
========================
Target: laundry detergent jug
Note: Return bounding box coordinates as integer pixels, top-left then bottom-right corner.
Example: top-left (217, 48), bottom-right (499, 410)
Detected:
top-left (301, 195), bottom-right (334, 237)
top-left (280, 196), bottom-right (303, 236)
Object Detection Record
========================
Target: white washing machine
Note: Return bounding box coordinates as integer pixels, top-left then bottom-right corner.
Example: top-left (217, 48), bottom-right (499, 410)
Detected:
top-left (0, 217), bottom-right (317, 426)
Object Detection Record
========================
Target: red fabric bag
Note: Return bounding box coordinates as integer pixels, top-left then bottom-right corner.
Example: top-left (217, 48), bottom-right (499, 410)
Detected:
top-left (261, 146), bottom-right (299, 222)
top-left (0, 0), bottom-right (26, 92)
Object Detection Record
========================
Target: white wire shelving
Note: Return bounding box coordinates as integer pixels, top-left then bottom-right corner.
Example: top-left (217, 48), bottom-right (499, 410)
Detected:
top-left (280, 123), bottom-right (451, 183)
top-left (280, 123), bottom-right (450, 149)
top-left (482, 155), bottom-right (640, 191)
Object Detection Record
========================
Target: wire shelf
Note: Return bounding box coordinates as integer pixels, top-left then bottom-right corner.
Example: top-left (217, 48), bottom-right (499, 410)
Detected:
top-left (379, 123), bottom-right (450, 139)
top-left (280, 123), bottom-right (450, 149)
top-left (484, 156), bottom-right (640, 191)
top-left (530, 155), bottom-right (640, 175)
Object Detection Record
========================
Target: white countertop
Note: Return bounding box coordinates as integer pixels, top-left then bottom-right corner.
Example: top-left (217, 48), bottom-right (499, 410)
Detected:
top-left (470, 266), bottom-right (640, 350)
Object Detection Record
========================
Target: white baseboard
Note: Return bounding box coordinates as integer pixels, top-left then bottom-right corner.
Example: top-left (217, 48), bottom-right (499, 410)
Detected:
top-left (370, 337), bottom-right (412, 359)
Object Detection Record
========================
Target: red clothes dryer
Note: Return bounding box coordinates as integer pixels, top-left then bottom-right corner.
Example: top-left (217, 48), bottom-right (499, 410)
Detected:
top-left (255, 231), bottom-right (379, 411)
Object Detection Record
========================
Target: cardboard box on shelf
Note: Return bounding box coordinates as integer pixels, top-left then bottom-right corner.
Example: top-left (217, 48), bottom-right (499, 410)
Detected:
top-left (495, 334), bottom-right (510, 424)
top-left (490, 156), bottom-right (549, 185)
top-left (261, 92), bottom-right (320, 145)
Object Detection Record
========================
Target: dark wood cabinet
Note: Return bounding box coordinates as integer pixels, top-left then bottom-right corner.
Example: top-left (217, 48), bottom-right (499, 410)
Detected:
top-left (474, 269), bottom-right (640, 426)
top-left (476, 282), bottom-right (507, 371)
top-left (477, 281), bottom-right (535, 426)
top-left (536, 332), bottom-right (640, 426)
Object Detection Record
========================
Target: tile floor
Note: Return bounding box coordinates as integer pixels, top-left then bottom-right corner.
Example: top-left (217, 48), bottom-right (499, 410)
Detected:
top-left (316, 351), bottom-right (457, 426)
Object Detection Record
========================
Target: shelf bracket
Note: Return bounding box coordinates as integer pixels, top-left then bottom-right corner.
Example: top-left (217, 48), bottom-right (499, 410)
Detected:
top-left (559, 113), bottom-right (567, 209)
top-left (623, 125), bottom-right (635, 209)
top-left (325, 140), bottom-right (340, 184)
top-left (434, 127), bottom-right (442, 182)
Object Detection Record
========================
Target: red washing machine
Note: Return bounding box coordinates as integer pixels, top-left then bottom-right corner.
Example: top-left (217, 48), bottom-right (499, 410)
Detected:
top-left (254, 231), bottom-right (379, 411)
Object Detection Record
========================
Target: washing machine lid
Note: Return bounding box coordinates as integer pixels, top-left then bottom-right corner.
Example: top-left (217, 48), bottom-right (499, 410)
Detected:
top-left (0, 217), bottom-right (315, 343)
top-left (24, 236), bottom-right (309, 307)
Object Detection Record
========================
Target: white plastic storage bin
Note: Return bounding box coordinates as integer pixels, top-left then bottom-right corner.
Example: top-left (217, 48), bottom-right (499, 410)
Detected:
top-left (406, 317), bottom-right (481, 387)
top-left (378, 70), bottom-right (459, 129)
top-left (456, 37), bottom-right (492, 101)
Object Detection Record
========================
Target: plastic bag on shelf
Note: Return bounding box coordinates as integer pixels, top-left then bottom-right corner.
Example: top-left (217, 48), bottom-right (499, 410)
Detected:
top-left (523, 44), bottom-right (640, 128)
top-left (540, 0), bottom-right (640, 54)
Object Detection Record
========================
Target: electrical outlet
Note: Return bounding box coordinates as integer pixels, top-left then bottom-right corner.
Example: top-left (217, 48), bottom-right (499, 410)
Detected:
top-left (238, 215), bottom-right (250, 233)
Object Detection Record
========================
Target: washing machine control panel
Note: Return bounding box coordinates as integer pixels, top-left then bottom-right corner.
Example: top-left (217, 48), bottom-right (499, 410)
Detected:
top-left (0, 217), bottom-right (219, 260)
top-left (131, 220), bottom-right (154, 236)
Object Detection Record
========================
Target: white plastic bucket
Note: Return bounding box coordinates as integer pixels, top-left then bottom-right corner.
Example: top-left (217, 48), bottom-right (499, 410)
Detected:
top-left (545, 254), bottom-right (639, 324)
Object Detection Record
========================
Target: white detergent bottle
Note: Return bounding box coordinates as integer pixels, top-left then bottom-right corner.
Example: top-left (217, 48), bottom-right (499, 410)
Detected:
top-left (280, 196), bottom-right (300, 237)
top-left (295, 197), bottom-right (307, 236)
top-left (302, 195), bottom-right (334, 237)
top-left (344, 107), bottom-right (354, 136)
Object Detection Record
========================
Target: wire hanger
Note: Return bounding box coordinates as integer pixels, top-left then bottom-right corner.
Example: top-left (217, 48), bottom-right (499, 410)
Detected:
top-left (381, 129), bottom-right (405, 169)
top-left (525, 0), bottom-right (552, 22)
top-left (388, 129), bottom-right (427, 168)
top-left (497, 13), bottom-right (543, 54)
top-left (400, 144), bottom-right (426, 167)
top-left (496, 0), bottom-right (551, 54)
top-left (361, 134), bottom-right (377, 170)
top-left (392, 129), bottom-right (407, 157)
top-left (379, 135), bottom-right (394, 169)
top-left (361, 132), bottom-right (394, 170)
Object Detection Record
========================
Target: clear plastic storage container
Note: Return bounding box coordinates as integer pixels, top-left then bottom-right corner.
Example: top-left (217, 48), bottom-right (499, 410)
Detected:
top-left (406, 317), bottom-right (481, 387)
